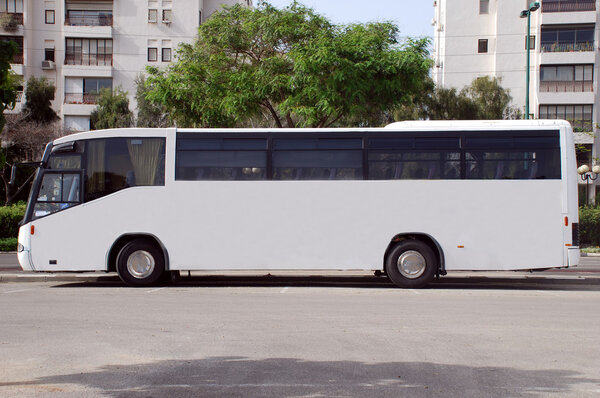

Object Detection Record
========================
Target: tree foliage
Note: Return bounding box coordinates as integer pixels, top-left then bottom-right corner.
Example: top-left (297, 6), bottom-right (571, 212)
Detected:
top-left (22, 76), bottom-right (59, 124)
top-left (135, 75), bottom-right (170, 128)
top-left (396, 76), bottom-right (520, 121)
top-left (90, 87), bottom-right (133, 130)
top-left (1, 114), bottom-right (63, 204)
top-left (0, 40), bottom-right (18, 132)
top-left (146, 1), bottom-right (431, 128)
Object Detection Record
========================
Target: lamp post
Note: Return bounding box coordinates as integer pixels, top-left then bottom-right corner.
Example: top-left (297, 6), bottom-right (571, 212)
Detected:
top-left (520, 2), bottom-right (540, 120)
top-left (577, 165), bottom-right (600, 205)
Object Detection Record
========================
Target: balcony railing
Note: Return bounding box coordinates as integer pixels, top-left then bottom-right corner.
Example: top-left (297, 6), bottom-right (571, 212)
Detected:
top-left (0, 12), bottom-right (23, 31)
top-left (64, 54), bottom-right (113, 66)
top-left (11, 53), bottom-right (23, 64)
top-left (542, 0), bottom-right (596, 12)
top-left (65, 11), bottom-right (113, 26)
top-left (64, 93), bottom-right (100, 105)
top-left (540, 41), bottom-right (594, 52)
top-left (539, 80), bottom-right (593, 92)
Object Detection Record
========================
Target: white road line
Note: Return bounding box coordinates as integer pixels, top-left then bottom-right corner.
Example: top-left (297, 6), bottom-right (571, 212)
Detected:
top-left (146, 287), bottom-right (165, 294)
top-left (3, 288), bottom-right (33, 294)
top-left (280, 287), bottom-right (289, 293)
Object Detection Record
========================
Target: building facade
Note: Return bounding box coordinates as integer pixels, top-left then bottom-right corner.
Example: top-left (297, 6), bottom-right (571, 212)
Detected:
top-left (1, 0), bottom-right (251, 131)
top-left (433, 0), bottom-right (599, 200)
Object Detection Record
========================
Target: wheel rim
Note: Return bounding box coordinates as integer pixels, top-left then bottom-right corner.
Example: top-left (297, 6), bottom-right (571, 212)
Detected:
top-left (126, 250), bottom-right (156, 279)
top-left (397, 250), bottom-right (426, 279)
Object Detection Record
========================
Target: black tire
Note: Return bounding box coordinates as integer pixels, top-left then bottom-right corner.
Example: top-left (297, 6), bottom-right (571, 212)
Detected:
top-left (116, 239), bottom-right (165, 287)
top-left (385, 240), bottom-right (438, 288)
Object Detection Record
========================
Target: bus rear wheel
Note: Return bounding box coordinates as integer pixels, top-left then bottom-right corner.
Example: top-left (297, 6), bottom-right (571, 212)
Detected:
top-left (116, 239), bottom-right (165, 287)
top-left (385, 240), bottom-right (437, 288)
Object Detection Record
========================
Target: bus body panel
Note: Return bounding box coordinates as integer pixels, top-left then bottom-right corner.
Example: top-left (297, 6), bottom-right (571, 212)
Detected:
top-left (18, 120), bottom-right (579, 276)
top-left (24, 180), bottom-right (564, 272)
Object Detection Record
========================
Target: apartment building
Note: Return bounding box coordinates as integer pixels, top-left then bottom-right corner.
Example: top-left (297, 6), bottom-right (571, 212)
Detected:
top-left (0, 0), bottom-right (251, 131)
top-left (432, 0), bottom-right (600, 198)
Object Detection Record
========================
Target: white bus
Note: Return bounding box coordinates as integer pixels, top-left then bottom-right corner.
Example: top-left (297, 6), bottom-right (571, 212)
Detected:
top-left (17, 120), bottom-right (580, 287)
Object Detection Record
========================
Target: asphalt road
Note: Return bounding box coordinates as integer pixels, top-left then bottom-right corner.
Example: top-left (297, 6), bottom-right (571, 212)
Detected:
top-left (1, 256), bottom-right (600, 397)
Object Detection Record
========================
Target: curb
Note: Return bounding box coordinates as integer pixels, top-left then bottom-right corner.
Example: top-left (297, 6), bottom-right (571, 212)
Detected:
top-left (0, 273), bottom-right (120, 283)
top-left (1, 271), bottom-right (599, 284)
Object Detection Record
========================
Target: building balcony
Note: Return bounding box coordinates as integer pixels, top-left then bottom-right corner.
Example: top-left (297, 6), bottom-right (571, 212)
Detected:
top-left (64, 92), bottom-right (100, 105)
top-left (10, 53), bottom-right (22, 64)
top-left (0, 12), bottom-right (22, 32)
top-left (539, 80), bottom-right (593, 92)
top-left (540, 41), bottom-right (594, 52)
top-left (64, 54), bottom-right (112, 67)
top-left (542, 0), bottom-right (596, 13)
top-left (65, 11), bottom-right (113, 27)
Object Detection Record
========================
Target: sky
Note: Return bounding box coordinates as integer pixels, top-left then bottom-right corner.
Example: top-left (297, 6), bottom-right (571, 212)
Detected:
top-left (264, 0), bottom-right (434, 38)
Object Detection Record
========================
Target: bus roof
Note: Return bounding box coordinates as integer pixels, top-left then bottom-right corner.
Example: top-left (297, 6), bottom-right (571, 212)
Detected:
top-left (53, 120), bottom-right (571, 145)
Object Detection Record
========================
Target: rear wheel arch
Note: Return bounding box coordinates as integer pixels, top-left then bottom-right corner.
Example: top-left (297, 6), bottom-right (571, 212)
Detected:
top-left (107, 233), bottom-right (169, 273)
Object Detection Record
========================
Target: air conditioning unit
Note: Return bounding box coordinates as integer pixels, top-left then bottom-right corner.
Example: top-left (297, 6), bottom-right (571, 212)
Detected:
top-left (41, 60), bottom-right (55, 70)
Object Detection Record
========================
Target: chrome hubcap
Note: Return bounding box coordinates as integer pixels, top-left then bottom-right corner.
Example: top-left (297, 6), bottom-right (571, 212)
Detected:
top-left (397, 250), bottom-right (426, 279)
top-left (127, 250), bottom-right (155, 279)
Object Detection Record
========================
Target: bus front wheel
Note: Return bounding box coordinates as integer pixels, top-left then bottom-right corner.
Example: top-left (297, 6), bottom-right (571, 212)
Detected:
top-left (385, 240), bottom-right (437, 288)
top-left (116, 239), bottom-right (165, 287)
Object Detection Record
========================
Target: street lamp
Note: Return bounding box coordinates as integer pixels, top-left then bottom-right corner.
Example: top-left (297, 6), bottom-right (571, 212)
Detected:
top-left (577, 164), bottom-right (600, 205)
top-left (520, 2), bottom-right (540, 120)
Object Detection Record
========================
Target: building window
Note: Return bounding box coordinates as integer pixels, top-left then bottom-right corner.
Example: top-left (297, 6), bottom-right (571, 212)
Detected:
top-left (539, 104), bottom-right (593, 132)
top-left (162, 47), bottom-right (171, 62)
top-left (65, 38), bottom-right (113, 66)
top-left (199, 10), bottom-right (202, 24)
top-left (148, 9), bottom-right (158, 23)
top-left (5, 0), bottom-right (23, 13)
top-left (0, 36), bottom-right (23, 64)
top-left (162, 9), bottom-right (172, 23)
top-left (148, 47), bottom-right (158, 62)
top-left (540, 25), bottom-right (594, 52)
top-left (525, 35), bottom-right (535, 50)
top-left (45, 9), bottom-right (55, 24)
top-left (44, 48), bottom-right (55, 62)
top-left (540, 64), bottom-right (594, 92)
top-left (479, 0), bottom-right (489, 14)
top-left (478, 39), bottom-right (488, 53)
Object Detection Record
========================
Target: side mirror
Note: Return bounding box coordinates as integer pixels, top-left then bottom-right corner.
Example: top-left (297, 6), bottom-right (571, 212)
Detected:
top-left (9, 164), bottom-right (16, 185)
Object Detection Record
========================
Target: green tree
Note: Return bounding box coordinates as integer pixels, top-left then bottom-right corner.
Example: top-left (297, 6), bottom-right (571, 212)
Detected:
top-left (90, 87), bottom-right (133, 130)
top-left (22, 76), bottom-right (59, 124)
top-left (135, 75), bottom-right (170, 128)
top-left (396, 76), bottom-right (520, 121)
top-left (463, 76), bottom-right (520, 120)
top-left (0, 40), bottom-right (18, 132)
top-left (146, 1), bottom-right (431, 128)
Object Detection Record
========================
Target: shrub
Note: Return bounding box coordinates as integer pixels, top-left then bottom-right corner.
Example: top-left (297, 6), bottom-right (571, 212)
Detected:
top-left (0, 203), bottom-right (26, 239)
top-left (0, 237), bottom-right (17, 251)
top-left (579, 206), bottom-right (600, 247)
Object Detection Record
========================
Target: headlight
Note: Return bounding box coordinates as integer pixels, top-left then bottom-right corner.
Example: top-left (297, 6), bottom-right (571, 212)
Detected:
top-left (17, 243), bottom-right (24, 252)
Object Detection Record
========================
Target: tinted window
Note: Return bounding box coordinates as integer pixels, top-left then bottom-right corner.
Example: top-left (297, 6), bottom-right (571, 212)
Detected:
top-left (272, 138), bottom-right (363, 180)
top-left (86, 137), bottom-right (165, 201)
top-left (464, 133), bottom-right (560, 179)
top-left (176, 136), bottom-right (267, 181)
top-left (368, 136), bottom-right (460, 180)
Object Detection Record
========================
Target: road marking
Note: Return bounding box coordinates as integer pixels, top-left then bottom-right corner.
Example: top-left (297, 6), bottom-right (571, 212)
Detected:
top-left (280, 287), bottom-right (289, 293)
top-left (146, 287), bottom-right (165, 294)
top-left (409, 289), bottom-right (421, 295)
top-left (3, 288), bottom-right (33, 294)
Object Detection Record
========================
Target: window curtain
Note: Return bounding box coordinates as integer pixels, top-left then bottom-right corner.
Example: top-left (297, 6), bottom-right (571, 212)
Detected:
top-left (87, 140), bottom-right (106, 193)
top-left (127, 139), bottom-right (164, 185)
